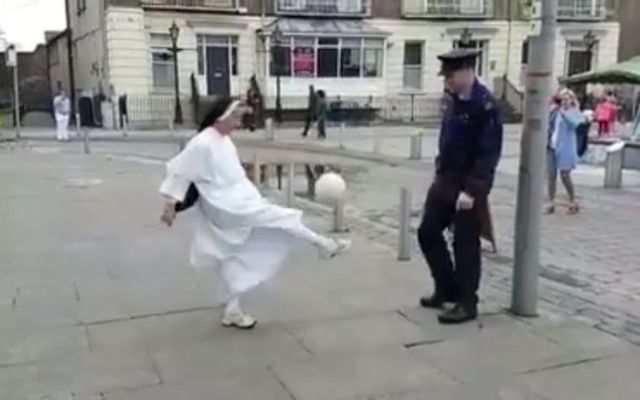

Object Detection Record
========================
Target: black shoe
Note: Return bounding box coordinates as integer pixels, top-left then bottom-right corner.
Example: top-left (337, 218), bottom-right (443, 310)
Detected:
top-left (420, 294), bottom-right (450, 309)
top-left (437, 304), bottom-right (477, 324)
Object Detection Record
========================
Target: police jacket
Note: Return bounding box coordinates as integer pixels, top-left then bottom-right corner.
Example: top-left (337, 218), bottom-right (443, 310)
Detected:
top-left (436, 80), bottom-right (503, 199)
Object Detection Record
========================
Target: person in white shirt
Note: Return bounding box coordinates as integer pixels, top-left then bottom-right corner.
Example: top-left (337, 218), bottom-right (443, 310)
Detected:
top-left (159, 97), bottom-right (351, 330)
top-left (53, 90), bottom-right (71, 141)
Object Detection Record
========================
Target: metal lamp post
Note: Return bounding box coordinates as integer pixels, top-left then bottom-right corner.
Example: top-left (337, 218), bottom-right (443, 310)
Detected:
top-left (272, 25), bottom-right (284, 124)
top-left (168, 21), bottom-right (183, 125)
top-left (583, 30), bottom-right (597, 71)
top-left (6, 44), bottom-right (20, 138)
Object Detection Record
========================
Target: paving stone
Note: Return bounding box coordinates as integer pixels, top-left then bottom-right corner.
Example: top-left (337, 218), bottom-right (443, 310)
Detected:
top-left (347, 381), bottom-right (546, 400)
top-left (0, 325), bottom-right (88, 365)
top-left (105, 369), bottom-right (290, 400)
top-left (530, 320), bottom-right (640, 358)
top-left (271, 350), bottom-right (456, 400)
top-left (517, 354), bottom-right (640, 400)
top-left (408, 320), bottom-right (569, 384)
top-left (150, 323), bottom-right (311, 383)
top-left (284, 312), bottom-right (427, 354)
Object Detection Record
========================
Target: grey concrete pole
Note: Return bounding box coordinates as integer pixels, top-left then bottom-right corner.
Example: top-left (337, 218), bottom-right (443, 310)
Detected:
top-left (398, 187), bottom-right (412, 261)
top-left (511, 0), bottom-right (558, 317)
top-left (122, 118), bottom-right (128, 138)
top-left (409, 134), bottom-right (423, 160)
top-left (13, 64), bottom-right (20, 139)
top-left (75, 113), bottom-right (81, 138)
top-left (333, 198), bottom-right (345, 233)
top-left (266, 117), bottom-right (274, 141)
top-left (82, 128), bottom-right (90, 154)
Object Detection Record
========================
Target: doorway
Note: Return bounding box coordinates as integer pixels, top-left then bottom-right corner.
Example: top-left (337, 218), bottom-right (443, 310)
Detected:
top-left (206, 47), bottom-right (230, 96)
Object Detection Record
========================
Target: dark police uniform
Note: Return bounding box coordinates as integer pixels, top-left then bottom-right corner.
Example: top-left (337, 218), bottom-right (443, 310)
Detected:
top-left (418, 49), bottom-right (503, 324)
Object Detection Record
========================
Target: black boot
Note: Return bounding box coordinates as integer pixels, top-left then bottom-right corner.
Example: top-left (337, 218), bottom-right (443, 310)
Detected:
top-left (437, 304), bottom-right (477, 324)
top-left (419, 293), bottom-right (454, 309)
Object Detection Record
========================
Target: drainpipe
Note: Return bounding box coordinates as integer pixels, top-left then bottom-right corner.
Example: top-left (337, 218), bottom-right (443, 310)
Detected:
top-left (64, 0), bottom-right (77, 118)
top-left (503, 0), bottom-right (513, 100)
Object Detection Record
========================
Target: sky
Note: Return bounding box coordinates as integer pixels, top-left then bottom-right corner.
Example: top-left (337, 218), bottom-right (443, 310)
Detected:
top-left (0, 0), bottom-right (66, 51)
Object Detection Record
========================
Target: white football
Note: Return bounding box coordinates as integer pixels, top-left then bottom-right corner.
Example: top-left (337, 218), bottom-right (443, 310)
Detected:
top-left (315, 172), bottom-right (346, 204)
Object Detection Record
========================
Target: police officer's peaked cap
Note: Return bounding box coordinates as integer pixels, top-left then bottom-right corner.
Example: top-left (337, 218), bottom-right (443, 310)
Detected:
top-left (437, 48), bottom-right (481, 75)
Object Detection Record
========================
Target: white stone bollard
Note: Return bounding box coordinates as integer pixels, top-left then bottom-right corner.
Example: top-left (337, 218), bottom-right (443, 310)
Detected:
top-left (409, 134), bottom-right (423, 160)
top-left (604, 141), bottom-right (625, 189)
top-left (266, 117), bottom-right (274, 141)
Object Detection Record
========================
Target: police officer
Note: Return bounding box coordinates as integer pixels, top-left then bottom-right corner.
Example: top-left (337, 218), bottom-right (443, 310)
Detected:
top-left (418, 48), bottom-right (503, 324)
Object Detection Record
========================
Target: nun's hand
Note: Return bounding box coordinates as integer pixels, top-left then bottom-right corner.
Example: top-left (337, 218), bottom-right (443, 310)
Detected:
top-left (161, 201), bottom-right (177, 227)
top-left (456, 191), bottom-right (475, 211)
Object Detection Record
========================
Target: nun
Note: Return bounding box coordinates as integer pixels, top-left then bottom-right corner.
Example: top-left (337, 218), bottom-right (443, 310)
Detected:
top-left (159, 97), bottom-right (350, 329)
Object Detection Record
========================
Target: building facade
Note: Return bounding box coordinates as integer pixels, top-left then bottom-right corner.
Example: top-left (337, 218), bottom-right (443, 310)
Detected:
top-left (64, 0), bottom-right (620, 125)
top-left (615, 0), bottom-right (640, 61)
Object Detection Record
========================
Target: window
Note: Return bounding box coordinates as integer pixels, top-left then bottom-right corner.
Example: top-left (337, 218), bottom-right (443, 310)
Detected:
top-left (340, 38), bottom-right (361, 77)
top-left (403, 41), bottom-right (423, 90)
top-left (269, 36), bottom-right (384, 78)
top-left (293, 37), bottom-right (315, 77)
top-left (363, 39), bottom-right (383, 77)
top-left (566, 41), bottom-right (594, 76)
top-left (318, 38), bottom-right (339, 77)
top-left (453, 39), bottom-right (488, 77)
top-left (50, 42), bottom-right (60, 66)
top-left (150, 34), bottom-right (174, 89)
top-left (521, 39), bottom-right (529, 65)
top-left (270, 37), bottom-right (292, 77)
top-left (196, 35), bottom-right (239, 77)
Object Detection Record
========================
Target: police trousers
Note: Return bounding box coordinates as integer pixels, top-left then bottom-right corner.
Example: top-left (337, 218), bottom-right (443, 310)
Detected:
top-left (417, 179), bottom-right (483, 311)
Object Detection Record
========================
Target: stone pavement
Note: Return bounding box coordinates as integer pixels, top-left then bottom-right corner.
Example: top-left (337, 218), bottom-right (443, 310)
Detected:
top-left (6, 127), bottom-right (640, 347)
top-left (3, 146), bottom-right (640, 399)
top-left (256, 128), bottom-right (640, 345)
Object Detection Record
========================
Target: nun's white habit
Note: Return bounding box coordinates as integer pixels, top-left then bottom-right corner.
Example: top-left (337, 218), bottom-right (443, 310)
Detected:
top-left (160, 123), bottom-right (348, 327)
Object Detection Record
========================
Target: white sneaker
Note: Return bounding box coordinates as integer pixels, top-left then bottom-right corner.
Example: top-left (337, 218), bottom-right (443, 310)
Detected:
top-left (320, 238), bottom-right (352, 259)
top-left (221, 311), bottom-right (257, 330)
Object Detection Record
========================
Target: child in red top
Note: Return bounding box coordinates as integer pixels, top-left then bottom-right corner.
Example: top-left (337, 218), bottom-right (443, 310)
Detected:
top-left (595, 98), bottom-right (615, 137)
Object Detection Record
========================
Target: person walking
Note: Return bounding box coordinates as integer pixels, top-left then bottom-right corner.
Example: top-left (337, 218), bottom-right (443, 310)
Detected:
top-left (315, 90), bottom-right (328, 140)
top-left (53, 90), bottom-right (71, 141)
top-left (301, 85), bottom-right (316, 137)
top-left (417, 49), bottom-right (503, 324)
top-left (546, 89), bottom-right (585, 215)
top-left (159, 97), bottom-right (351, 330)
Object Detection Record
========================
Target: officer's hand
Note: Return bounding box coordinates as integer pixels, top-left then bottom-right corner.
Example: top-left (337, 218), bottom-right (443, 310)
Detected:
top-left (456, 192), bottom-right (475, 211)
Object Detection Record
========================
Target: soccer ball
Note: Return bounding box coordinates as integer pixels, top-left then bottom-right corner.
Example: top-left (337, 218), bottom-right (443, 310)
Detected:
top-left (315, 172), bottom-right (346, 204)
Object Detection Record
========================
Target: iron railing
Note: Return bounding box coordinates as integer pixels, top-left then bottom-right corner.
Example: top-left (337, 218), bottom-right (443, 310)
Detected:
top-left (403, 0), bottom-right (493, 18)
top-left (558, 0), bottom-right (606, 20)
top-left (141, 0), bottom-right (241, 10)
top-left (276, 0), bottom-right (369, 16)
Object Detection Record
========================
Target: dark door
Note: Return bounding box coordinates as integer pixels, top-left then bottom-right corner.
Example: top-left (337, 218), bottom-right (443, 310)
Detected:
top-left (206, 47), bottom-right (230, 96)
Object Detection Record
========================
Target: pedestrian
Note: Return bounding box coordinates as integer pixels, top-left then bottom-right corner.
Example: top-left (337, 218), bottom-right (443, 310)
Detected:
top-left (546, 89), bottom-right (585, 215)
top-left (595, 97), bottom-right (609, 137)
top-left (159, 97), bottom-right (351, 330)
top-left (605, 92), bottom-right (618, 136)
top-left (244, 75), bottom-right (263, 131)
top-left (316, 90), bottom-right (327, 139)
top-left (417, 49), bottom-right (503, 324)
top-left (301, 85), bottom-right (316, 137)
top-left (632, 102), bottom-right (640, 142)
top-left (53, 90), bottom-right (71, 141)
